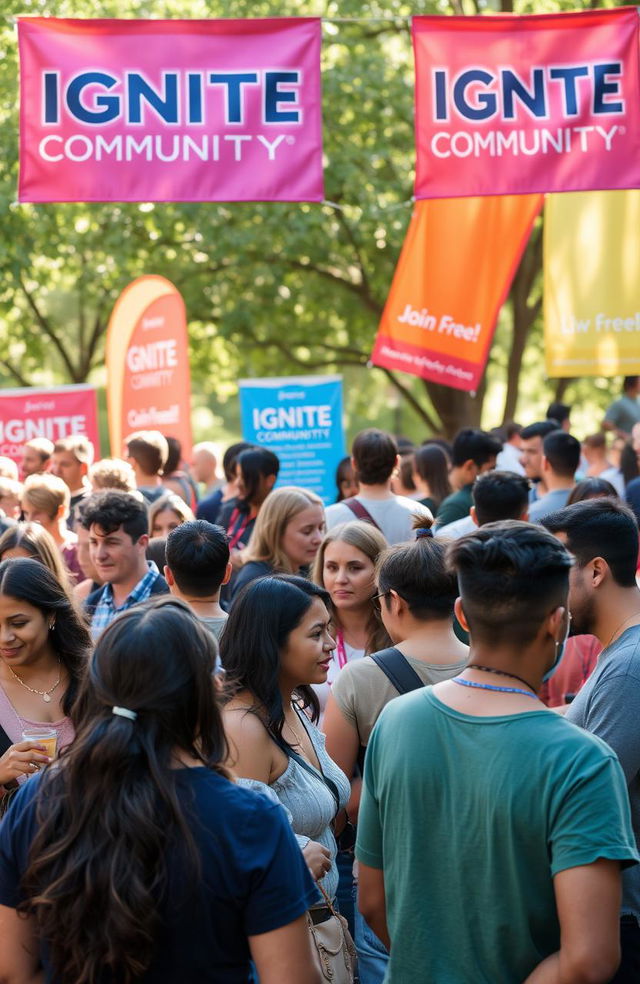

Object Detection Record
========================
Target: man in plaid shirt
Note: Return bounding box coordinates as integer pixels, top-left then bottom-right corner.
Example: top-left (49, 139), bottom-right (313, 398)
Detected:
top-left (82, 491), bottom-right (168, 640)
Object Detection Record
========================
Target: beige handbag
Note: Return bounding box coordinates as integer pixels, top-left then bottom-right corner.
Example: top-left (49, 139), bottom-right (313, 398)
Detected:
top-left (306, 883), bottom-right (356, 983)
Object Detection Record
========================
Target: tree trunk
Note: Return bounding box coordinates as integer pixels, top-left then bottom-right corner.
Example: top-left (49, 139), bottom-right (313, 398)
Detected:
top-left (502, 221), bottom-right (543, 424)
top-left (422, 379), bottom-right (485, 439)
top-left (553, 377), bottom-right (572, 402)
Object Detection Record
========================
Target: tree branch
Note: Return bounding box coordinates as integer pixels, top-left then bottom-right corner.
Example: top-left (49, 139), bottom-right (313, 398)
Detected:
top-left (0, 358), bottom-right (30, 388)
top-left (268, 256), bottom-right (382, 315)
top-left (381, 368), bottom-right (442, 433)
top-left (18, 276), bottom-right (78, 380)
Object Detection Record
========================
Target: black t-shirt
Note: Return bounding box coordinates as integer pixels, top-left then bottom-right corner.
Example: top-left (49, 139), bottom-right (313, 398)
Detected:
top-left (0, 768), bottom-right (316, 983)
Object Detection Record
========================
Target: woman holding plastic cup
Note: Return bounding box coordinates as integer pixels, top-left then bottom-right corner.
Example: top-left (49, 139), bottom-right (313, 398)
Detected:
top-left (0, 557), bottom-right (91, 806)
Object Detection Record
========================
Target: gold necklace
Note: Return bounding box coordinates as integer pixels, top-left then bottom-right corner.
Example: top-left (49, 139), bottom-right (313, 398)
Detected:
top-left (603, 613), bottom-right (640, 652)
top-left (7, 660), bottom-right (62, 703)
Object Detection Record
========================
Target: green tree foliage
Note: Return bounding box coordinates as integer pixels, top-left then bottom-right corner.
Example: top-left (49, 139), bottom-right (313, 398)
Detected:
top-left (0, 0), bottom-right (620, 440)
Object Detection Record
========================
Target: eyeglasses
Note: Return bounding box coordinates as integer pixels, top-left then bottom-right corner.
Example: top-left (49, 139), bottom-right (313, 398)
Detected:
top-left (372, 590), bottom-right (389, 620)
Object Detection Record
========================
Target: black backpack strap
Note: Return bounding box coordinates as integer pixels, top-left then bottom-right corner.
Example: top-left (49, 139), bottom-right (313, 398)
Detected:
top-left (370, 647), bottom-right (425, 696)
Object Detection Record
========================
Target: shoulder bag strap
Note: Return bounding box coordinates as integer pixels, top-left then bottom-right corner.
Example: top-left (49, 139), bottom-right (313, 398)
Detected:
top-left (341, 497), bottom-right (382, 531)
top-left (270, 725), bottom-right (341, 815)
top-left (370, 647), bottom-right (425, 696)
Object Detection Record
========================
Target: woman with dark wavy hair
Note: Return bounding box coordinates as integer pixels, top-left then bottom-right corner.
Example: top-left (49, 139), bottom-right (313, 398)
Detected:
top-left (0, 597), bottom-right (319, 984)
top-left (221, 576), bottom-right (351, 923)
top-left (0, 557), bottom-right (91, 803)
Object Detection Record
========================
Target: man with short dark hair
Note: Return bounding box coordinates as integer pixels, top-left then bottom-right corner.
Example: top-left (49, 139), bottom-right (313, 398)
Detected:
top-left (519, 420), bottom-right (561, 500)
top-left (434, 469), bottom-right (529, 540)
top-left (543, 499), bottom-right (640, 982)
top-left (604, 377), bottom-right (640, 439)
top-left (82, 490), bottom-right (168, 639)
top-left (124, 430), bottom-right (169, 504)
top-left (51, 435), bottom-right (94, 527)
top-left (547, 401), bottom-right (572, 432)
top-left (528, 430), bottom-right (580, 522)
top-left (20, 438), bottom-right (53, 479)
top-left (433, 428), bottom-right (501, 530)
top-left (324, 428), bottom-right (431, 543)
top-left (164, 520), bottom-right (231, 646)
top-left (357, 520), bottom-right (638, 982)
top-left (472, 470), bottom-right (530, 526)
top-left (196, 442), bottom-right (253, 525)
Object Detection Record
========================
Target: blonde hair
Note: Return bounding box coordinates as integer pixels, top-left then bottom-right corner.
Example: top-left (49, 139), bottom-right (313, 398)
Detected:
top-left (243, 486), bottom-right (324, 573)
top-left (148, 494), bottom-right (194, 534)
top-left (22, 473), bottom-right (70, 520)
top-left (89, 458), bottom-right (136, 493)
top-left (0, 478), bottom-right (23, 505)
top-left (0, 457), bottom-right (19, 481)
top-left (312, 520), bottom-right (390, 655)
top-left (0, 523), bottom-right (73, 596)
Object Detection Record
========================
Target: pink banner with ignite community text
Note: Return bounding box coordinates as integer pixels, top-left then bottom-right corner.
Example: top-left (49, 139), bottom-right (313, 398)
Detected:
top-left (413, 8), bottom-right (640, 199)
top-left (18, 17), bottom-right (324, 203)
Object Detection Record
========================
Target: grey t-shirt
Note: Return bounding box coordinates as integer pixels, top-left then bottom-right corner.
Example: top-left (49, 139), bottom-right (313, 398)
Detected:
top-left (604, 396), bottom-right (640, 436)
top-left (324, 495), bottom-right (432, 545)
top-left (198, 614), bottom-right (228, 641)
top-left (566, 624), bottom-right (640, 917)
top-left (198, 615), bottom-right (228, 673)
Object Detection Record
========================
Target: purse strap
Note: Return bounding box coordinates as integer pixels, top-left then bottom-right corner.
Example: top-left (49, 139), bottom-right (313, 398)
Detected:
top-left (270, 715), bottom-right (341, 816)
top-left (370, 646), bottom-right (425, 695)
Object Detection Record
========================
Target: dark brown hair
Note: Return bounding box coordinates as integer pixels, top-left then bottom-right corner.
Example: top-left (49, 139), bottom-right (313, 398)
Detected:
top-left (19, 597), bottom-right (228, 984)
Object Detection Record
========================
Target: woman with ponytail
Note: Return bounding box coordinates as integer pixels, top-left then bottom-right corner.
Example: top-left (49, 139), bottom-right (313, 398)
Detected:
top-left (324, 525), bottom-right (468, 983)
top-left (0, 597), bottom-right (320, 984)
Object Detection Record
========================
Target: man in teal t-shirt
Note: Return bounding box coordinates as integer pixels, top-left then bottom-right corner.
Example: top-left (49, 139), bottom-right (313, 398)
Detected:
top-left (356, 521), bottom-right (638, 984)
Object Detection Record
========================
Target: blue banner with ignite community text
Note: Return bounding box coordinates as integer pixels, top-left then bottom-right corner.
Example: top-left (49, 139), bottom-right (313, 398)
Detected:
top-left (239, 375), bottom-right (345, 506)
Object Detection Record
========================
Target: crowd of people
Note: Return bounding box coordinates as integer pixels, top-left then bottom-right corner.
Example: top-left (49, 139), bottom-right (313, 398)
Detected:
top-left (0, 382), bottom-right (639, 982)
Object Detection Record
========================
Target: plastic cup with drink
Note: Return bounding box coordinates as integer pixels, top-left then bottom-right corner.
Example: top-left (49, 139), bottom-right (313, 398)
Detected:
top-left (21, 726), bottom-right (58, 771)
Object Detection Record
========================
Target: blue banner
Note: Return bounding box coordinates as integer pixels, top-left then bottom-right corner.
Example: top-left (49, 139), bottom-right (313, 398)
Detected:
top-left (239, 375), bottom-right (346, 506)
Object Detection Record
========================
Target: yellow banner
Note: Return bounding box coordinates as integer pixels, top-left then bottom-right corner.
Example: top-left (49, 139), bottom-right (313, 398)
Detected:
top-left (544, 190), bottom-right (640, 377)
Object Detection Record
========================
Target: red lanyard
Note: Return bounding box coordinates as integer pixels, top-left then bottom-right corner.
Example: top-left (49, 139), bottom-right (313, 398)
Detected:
top-left (335, 630), bottom-right (348, 670)
top-left (227, 508), bottom-right (250, 551)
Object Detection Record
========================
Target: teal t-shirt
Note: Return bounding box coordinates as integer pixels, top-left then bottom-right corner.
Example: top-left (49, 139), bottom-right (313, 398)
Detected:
top-left (356, 688), bottom-right (638, 984)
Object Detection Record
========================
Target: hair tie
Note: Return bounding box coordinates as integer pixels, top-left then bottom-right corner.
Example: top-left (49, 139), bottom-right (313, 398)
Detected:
top-left (415, 527), bottom-right (434, 539)
top-left (112, 706), bottom-right (137, 721)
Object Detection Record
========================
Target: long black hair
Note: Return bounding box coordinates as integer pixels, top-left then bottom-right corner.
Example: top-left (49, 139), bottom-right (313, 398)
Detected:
top-left (19, 597), bottom-right (228, 984)
top-left (414, 444), bottom-right (452, 510)
top-left (0, 557), bottom-right (91, 718)
top-left (221, 574), bottom-right (330, 737)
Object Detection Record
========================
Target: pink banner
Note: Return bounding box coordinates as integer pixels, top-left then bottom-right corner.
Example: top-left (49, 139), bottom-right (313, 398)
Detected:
top-left (0, 385), bottom-right (100, 466)
top-left (18, 17), bottom-right (323, 203)
top-left (413, 8), bottom-right (640, 199)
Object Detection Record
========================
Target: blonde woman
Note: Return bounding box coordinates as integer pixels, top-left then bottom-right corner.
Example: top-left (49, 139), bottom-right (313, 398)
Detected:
top-left (230, 487), bottom-right (325, 604)
top-left (148, 493), bottom-right (195, 539)
top-left (0, 524), bottom-right (74, 599)
top-left (88, 458), bottom-right (137, 494)
top-left (311, 522), bottom-right (390, 711)
top-left (20, 476), bottom-right (83, 584)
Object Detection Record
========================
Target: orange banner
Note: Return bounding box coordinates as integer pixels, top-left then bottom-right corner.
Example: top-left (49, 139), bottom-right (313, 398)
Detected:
top-left (371, 195), bottom-right (543, 391)
top-left (106, 275), bottom-right (192, 456)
